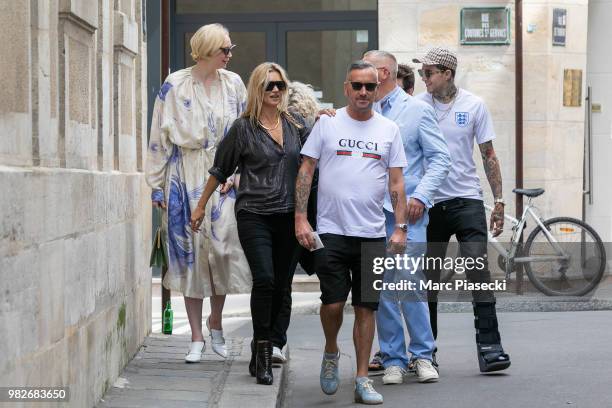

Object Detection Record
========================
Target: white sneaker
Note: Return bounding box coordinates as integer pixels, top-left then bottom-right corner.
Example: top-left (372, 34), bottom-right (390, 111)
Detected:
top-left (382, 365), bottom-right (406, 385)
top-left (185, 341), bottom-right (205, 363)
top-left (415, 358), bottom-right (439, 383)
top-left (206, 318), bottom-right (227, 358)
top-left (272, 346), bottom-right (287, 363)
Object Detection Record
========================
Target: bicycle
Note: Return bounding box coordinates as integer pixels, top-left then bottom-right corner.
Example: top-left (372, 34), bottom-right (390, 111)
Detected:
top-left (440, 188), bottom-right (607, 296)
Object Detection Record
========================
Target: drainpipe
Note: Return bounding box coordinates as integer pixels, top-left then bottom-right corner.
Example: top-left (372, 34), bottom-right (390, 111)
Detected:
top-left (162, 0), bottom-right (170, 81)
top-left (515, 0), bottom-right (524, 219)
top-left (515, 0), bottom-right (524, 294)
top-left (161, 0), bottom-right (170, 316)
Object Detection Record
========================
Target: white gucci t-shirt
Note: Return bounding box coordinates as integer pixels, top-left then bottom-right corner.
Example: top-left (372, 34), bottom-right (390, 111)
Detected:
top-left (301, 108), bottom-right (407, 238)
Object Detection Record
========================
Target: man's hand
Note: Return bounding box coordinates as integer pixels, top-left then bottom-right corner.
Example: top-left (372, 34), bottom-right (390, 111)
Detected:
top-left (490, 202), bottom-right (504, 237)
top-left (406, 197), bottom-right (425, 224)
top-left (387, 228), bottom-right (407, 255)
top-left (152, 200), bottom-right (166, 209)
top-left (295, 217), bottom-right (315, 250)
top-left (295, 156), bottom-right (317, 249)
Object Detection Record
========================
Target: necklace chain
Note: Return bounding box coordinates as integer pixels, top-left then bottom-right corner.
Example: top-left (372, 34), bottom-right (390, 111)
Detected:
top-left (432, 89), bottom-right (458, 123)
top-left (259, 115), bottom-right (280, 131)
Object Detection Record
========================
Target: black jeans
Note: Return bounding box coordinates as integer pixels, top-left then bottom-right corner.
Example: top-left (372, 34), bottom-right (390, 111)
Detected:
top-left (237, 211), bottom-right (299, 343)
top-left (425, 198), bottom-right (499, 342)
top-left (270, 260), bottom-right (299, 349)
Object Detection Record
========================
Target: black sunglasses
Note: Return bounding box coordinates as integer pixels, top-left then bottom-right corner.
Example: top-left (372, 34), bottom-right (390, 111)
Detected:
top-left (418, 68), bottom-right (443, 79)
top-left (265, 81), bottom-right (287, 92)
top-left (349, 81), bottom-right (377, 92)
top-left (219, 44), bottom-right (237, 56)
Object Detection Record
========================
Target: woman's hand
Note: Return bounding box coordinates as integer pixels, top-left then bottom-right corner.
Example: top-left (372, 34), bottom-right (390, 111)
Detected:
top-left (316, 108), bottom-right (336, 121)
top-left (190, 175), bottom-right (221, 232)
top-left (191, 206), bottom-right (205, 232)
top-left (219, 179), bottom-right (234, 194)
top-left (152, 200), bottom-right (166, 209)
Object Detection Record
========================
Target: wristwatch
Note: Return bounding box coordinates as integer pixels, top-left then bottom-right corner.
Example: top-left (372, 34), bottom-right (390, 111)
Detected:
top-left (395, 223), bottom-right (408, 232)
top-left (494, 198), bottom-right (505, 206)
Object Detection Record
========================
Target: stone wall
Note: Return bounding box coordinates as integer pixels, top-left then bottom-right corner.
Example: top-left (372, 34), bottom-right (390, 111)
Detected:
top-left (0, 1), bottom-right (151, 406)
top-left (379, 0), bottom-right (589, 222)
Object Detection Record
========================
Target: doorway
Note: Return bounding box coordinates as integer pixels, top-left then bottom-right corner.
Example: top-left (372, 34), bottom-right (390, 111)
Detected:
top-left (586, 0), bottom-right (612, 243)
top-left (171, 0), bottom-right (378, 108)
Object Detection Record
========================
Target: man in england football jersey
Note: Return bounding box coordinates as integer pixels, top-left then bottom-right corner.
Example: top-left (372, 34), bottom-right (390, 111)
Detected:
top-left (295, 60), bottom-right (408, 405)
top-left (413, 48), bottom-right (511, 373)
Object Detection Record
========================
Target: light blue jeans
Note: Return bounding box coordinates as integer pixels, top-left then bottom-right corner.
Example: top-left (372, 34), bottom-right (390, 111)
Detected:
top-left (376, 209), bottom-right (436, 367)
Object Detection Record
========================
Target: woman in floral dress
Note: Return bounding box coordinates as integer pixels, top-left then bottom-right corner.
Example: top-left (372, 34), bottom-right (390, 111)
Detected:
top-left (145, 23), bottom-right (251, 362)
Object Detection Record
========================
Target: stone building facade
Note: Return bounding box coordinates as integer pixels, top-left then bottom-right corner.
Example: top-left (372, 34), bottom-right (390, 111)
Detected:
top-left (380, 0), bottom-right (589, 223)
top-left (0, 1), bottom-right (151, 406)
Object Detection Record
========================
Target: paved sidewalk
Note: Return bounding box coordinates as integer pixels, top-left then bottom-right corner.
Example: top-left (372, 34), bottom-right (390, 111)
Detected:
top-left (98, 334), bottom-right (287, 408)
top-left (103, 277), bottom-right (612, 408)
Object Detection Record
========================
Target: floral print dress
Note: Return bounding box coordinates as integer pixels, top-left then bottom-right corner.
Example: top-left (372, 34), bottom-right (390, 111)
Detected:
top-left (145, 67), bottom-right (251, 298)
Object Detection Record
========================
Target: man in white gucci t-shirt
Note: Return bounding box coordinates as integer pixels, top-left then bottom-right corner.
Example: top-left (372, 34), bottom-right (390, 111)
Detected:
top-left (295, 60), bottom-right (408, 405)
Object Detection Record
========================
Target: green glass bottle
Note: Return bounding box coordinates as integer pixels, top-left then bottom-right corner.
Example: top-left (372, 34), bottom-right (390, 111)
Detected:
top-left (162, 300), bottom-right (173, 335)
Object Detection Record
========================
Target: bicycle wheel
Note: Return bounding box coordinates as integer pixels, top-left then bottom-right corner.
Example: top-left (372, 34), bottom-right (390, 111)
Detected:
top-left (524, 217), bottom-right (606, 296)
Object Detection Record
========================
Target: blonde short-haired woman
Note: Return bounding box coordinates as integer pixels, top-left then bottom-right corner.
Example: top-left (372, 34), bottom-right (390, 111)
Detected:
top-left (191, 62), bottom-right (310, 385)
top-left (146, 23), bottom-right (251, 363)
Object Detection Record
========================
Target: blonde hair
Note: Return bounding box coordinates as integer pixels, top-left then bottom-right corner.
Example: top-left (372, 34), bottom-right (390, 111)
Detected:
top-left (243, 62), bottom-right (301, 128)
top-left (288, 81), bottom-right (320, 127)
top-left (190, 23), bottom-right (228, 62)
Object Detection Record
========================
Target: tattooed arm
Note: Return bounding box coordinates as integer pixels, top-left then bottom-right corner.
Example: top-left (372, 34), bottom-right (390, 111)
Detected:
top-left (479, 140), bottom-right (504, 237)
top-left (295, 156), bottom-right (318, 249)
top-left (388, 167), bottom-right (408, 254)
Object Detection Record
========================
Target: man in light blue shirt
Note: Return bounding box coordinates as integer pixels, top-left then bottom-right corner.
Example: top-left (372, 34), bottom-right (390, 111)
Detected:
top-left (364, 50), bottom-right (451, 384)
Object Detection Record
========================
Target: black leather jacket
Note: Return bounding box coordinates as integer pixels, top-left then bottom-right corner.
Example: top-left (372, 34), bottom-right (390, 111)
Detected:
top-left (209, 113), bottom-right (310, 215)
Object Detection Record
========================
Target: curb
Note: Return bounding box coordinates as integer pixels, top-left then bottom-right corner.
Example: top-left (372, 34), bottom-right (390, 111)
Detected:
top-left (217, 339), bottom-right (288, 408)
top-left (287, 297), bottom-right (612, 315)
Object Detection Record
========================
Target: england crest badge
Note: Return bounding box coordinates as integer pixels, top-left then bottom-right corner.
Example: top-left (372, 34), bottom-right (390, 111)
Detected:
top-left (455, 112), bottom-right (469, 127)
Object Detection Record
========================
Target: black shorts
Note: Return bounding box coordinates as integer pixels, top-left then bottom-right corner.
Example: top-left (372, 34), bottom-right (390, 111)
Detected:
top-left (315, 233), bottom-right (386, 310)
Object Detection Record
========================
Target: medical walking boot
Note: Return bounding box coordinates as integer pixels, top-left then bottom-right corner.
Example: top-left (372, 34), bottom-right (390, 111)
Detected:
top-left (473, 301), bottom-right (511, 372)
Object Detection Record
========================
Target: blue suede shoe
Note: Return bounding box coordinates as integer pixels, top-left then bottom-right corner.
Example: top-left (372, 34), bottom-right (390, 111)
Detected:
top-left (354, 377), bottom-right (383, 405)
top-left (320, 351), bottom-right (340, 395)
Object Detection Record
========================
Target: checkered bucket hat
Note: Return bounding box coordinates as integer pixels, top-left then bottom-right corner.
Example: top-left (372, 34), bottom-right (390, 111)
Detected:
top-left (412, 47), bottom-right (457, 71)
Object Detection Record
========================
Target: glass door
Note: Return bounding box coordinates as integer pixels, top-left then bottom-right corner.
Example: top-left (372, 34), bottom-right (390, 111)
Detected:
top-left (279, 22), bottom-right (377, 108)
top-left (171, 0), bottom-right (377, 104)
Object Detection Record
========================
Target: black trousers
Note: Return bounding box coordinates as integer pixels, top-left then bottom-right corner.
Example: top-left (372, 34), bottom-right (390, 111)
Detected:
top-left (425, 198), bottom-right (502, 345)
top-left (270, 261), bottom-right (298, 349)
top-left (237, 211), bottom-right (299, 343)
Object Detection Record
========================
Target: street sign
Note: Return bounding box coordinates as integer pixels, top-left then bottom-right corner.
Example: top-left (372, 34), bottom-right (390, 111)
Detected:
top-left (460, 7), bottom-right (511, 45)
top-left (553, 8), bottom-right (567, 46)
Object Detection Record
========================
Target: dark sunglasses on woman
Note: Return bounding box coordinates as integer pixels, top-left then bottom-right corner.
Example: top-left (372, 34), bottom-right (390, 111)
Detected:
top-left (265, 81), bottom-right (287, 92)
top-left (219, 44), bottom-right (237, 56)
